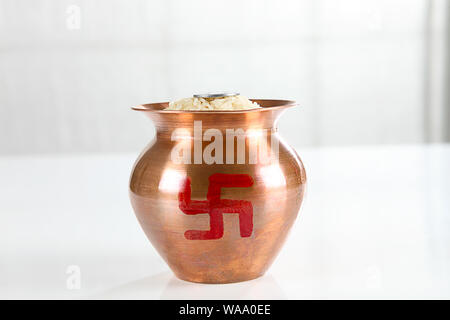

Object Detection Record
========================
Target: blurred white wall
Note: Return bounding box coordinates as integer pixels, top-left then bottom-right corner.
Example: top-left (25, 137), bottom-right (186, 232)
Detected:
top-left (0, 0), bottom-right (448, 154)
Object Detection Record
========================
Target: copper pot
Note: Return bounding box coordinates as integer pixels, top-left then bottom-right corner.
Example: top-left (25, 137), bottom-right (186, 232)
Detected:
top-left (129, 99), bottom-right (306, 283)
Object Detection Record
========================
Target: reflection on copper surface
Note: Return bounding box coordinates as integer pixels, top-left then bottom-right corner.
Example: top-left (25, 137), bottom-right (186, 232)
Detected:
top-left (158, 168), bottom-right (185, 193)
top-left (259, 164), bottom-right (286, 188)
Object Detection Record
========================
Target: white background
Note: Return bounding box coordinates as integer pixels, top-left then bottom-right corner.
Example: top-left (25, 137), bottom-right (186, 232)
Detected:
top-left (0, 0), bottom-right (448, 154)
top-left (1, 0), bottom-right (450, 300)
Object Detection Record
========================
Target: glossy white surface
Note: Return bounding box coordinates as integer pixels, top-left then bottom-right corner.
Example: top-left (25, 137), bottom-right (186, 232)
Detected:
top-left (1, 145), bottom-right (449, 299)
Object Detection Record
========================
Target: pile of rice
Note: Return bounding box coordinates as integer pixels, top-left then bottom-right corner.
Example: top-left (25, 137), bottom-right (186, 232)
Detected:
top-left (165, 95), bottom-right (260, 111)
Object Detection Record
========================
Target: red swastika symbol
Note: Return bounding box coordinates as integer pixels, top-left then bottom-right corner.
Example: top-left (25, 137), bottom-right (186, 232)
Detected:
top-left (178, 173), bottom-right (254, 240)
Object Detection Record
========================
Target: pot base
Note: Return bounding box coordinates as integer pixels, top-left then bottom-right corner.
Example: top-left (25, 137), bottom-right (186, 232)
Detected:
top-left (173, 271), bottom-right (265, 284)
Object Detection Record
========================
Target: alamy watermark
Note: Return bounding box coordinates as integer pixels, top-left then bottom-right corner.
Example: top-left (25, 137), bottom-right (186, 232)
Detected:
top-left (66, 265), bottom-right (81, 290)
top-left (170, 121), bottom-right (279, 165)
top-left (66, 5), bottom-right (81, 30)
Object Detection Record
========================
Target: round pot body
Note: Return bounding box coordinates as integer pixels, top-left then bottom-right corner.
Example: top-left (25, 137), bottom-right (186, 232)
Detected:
top-left (129, 99), bottom-right (306, 283)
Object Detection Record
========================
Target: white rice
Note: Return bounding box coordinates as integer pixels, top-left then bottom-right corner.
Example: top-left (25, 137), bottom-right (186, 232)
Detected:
top-left (165, 95), bottom-right (260, 111)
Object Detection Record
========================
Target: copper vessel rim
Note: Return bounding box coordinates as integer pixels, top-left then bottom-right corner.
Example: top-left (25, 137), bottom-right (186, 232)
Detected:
top-left (132, 99), bottom-right (298, 114)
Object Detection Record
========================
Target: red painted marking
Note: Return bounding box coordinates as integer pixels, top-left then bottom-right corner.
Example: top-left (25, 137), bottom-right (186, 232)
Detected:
top-left (178, 173), bottom-right (254, 240)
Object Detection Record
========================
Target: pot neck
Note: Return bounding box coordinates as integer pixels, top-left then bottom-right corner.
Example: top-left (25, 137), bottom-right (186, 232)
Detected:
top-left (144, 108), bottom-right (287, 138)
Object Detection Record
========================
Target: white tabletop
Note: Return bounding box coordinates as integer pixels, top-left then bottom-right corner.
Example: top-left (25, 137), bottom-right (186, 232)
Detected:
top-left (1, 144), bottom-right (449, 299)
